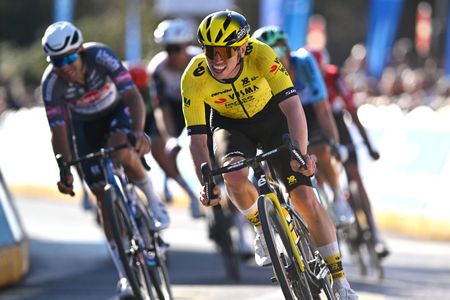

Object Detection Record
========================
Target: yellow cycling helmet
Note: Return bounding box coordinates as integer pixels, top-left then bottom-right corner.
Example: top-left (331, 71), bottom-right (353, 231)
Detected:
top-left (197, 10), bottom-right (250, 47)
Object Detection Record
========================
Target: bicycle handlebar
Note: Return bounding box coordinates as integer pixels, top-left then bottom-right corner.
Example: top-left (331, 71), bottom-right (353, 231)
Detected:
top-left (56, 133), bottom-right (151, 196)
top-left (201, 134), bottom-right (308, 204)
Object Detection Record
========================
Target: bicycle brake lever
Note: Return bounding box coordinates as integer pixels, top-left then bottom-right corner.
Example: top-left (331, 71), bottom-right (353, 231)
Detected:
top-left (282, 134), bottom-right (308, 170)
top-left (201, 162), bottom-right (216, 205)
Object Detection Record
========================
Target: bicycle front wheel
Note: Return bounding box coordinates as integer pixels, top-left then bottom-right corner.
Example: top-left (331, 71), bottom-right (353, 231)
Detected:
top-left (104, 184), bottom-right (155, 300)
top-left (135, 200), bottom-right (173, 300)
top-left (258, 195), bottom-right (313, 300)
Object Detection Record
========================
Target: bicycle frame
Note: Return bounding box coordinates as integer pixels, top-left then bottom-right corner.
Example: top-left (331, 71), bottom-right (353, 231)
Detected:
top-left (201, 136), bottom-right (308, 274)
top-left (252, 162), bottom-right (306, 273)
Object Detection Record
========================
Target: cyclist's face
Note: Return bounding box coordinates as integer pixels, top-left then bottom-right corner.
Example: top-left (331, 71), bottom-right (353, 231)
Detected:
top-left (204, 45), bottom-right (245, 80)
top-left (272, 40), bottom-right (290, 67)
top-left (51, 50), bottom-right (83, 82)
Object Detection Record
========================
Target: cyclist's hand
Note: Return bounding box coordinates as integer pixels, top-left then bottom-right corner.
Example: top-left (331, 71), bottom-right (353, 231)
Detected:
top-left (290, 154), bottom-right (316, 177)
top-left (368, 148), bottom-right (380, 160)
top-left (134, 131), bottom-right (151, 156)
top-left (57, 173), bottom-right (74, 195)
top-left (200, 184), bottom-right (221, 207)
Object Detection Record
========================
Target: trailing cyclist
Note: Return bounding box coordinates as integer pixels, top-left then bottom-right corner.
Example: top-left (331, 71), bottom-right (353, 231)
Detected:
top-left (40, 21), bottom-right (170, 299)
top-left (181, 10), bottom-right (358, 299)
top-left (309, 47), bottom-right (389, 258)
top-left (147, 18), bottom-right (205, 218)
top-left (252, 26), bottom-right (355, 227)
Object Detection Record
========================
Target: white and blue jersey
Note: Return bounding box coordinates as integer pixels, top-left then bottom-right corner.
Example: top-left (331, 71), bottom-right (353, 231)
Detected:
top-left (290, 48), bottom-right (328, 140)
top-left (290, 48), bottom-right (328, 105)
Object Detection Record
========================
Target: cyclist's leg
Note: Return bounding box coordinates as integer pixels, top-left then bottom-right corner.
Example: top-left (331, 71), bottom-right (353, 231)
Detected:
top-left (274, 162), bottom-right (357, 296)
top-left (264, 116), bottom-right (358, 297)
top-left (305, 103), bottom-right (354, 225)
top-left (109, 103), bottom-right (169, 229)
top-left (73, 118), bottom-right (132, 297)
top-left (212, 125), bottom-right (269, 265)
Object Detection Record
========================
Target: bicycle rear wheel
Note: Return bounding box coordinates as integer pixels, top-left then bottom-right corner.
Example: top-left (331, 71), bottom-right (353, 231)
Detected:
top-left (135, 200), bottom-right (173, 300)
top-left (347, 182), bottom-right (384, 280)
top-left (104, 184), bottom-right (155, 300)
top-left (258, 195), bottom-right (313, 300)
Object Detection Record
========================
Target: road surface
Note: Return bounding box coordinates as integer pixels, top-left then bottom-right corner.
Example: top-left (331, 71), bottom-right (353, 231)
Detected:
top-left (1, 196), bottom-right (450, 300)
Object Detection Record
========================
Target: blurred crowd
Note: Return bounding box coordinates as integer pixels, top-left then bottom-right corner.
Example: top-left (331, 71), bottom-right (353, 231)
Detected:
top-left (0, 74), bottom-right (41, 115)
top-left (342, 39), bottom-right (450, 111)
top-left (1, 38), bottom-right (450, 116)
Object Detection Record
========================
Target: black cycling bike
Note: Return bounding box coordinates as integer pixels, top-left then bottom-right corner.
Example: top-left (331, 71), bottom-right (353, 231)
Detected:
top-left (311, 136), bottom-right (386, 280)
top-left (57, 137), bottom-right (172, 300)
top-left (202, 135), bottom-right (335, 300)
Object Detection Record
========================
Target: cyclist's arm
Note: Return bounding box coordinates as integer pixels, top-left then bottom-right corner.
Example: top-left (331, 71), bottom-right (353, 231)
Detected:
top-left (188, 133), bottom-right (213, 183)
top-left (313, 99), bottom-right (340, 144)
top-left (50, 124), bottom-right (72, 163)
top-left (278, 95), bottom-right (308, 154)
top-left (349, 108), bottom-right (379, 157)
top-left (51, 123), bottom-right (75, 193)
top-left (121, 85), bottom-right (145, 134)
top-left (336, 72), bottom-right (378, 155)
top-left (155, 105), bottom-right (177, 140)
top-left (297, 50), bottom-right (339, 144)
top-left (150, 70), bottom-right (176, 140)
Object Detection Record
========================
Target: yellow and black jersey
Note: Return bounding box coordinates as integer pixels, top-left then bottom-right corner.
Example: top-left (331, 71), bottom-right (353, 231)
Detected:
top-left (181, 38), bottom-right (297, 135)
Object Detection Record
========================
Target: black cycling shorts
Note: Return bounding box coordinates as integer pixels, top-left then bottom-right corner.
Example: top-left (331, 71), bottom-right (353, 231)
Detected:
top-left (210, 100), bottom-right (312, 193)
top-left (72, 102), bottom-right (132, 190)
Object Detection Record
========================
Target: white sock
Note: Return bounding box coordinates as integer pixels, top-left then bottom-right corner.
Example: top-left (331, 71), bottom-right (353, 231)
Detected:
top-left (317, 241), bottom-right (350, 289)
top-left (107, 241), bottom-right (126, 279)
top-left (134, 174), bottom-right (161, 208)
top-left (239, 200), bottom-right (262, 230)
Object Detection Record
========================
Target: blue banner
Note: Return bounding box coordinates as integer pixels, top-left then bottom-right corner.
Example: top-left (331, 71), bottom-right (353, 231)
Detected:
top-left (445, 3), bottom-right (450, 77)
top-left (282, 0), bottom-right (313, 51)
top-left (259, 0), bottom-right (283, 27)
top-left (366, 0), bottom-right (404, 80)
top-left (53, 0), bottom-right (76, 22)
top-left (125, 0), bottom-right (142, 62)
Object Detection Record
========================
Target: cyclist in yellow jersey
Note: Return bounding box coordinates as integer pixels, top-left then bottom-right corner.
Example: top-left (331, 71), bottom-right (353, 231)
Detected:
top-left (181, 10), bottom-right (358, 299)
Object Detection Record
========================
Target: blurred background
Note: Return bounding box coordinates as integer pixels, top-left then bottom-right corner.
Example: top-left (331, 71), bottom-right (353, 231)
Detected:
top-left (1, 0), bottom-right (450, 299)
top-left (1, 0), bottom-right (450, 110)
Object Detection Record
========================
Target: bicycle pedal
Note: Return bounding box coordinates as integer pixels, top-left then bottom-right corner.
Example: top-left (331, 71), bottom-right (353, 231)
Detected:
top-left (270, 276), bottom-right (278, 283)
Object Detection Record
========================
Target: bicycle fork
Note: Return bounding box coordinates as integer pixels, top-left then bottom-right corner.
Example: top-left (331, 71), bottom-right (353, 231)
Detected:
top-left (265, 193), bottom-right (306, 273)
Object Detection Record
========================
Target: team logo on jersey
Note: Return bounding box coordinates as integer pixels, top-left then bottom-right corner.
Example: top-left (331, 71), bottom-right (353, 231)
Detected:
top-left (214, 98), bottom-right (227, 104)
top-left (257, 175), bottom-right (267, 187)
top-left (45, 106), bottom-right (61, 118)
top-left (270, 64), bottom-right (278, 72)
top-left (193, 62), bottom-right (206, 77)
top-left (287, 175), bottom-right (297, 185)
top-left (114, 71), bottom-right (132, 85)
top-left (228, 85), bottom-right (259, 99)
top-left (96, 49), bottom-right (120, 71)
top-left (245, 42), bottom-right (253, 55)
top-left (183, 97), bottom-right (191, 107)
top-left (241, 77), bottom-right (250, 86)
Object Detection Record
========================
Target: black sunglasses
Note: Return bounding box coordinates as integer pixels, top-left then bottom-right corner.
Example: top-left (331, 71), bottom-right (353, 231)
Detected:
top-left (165, 44), bottom-right (183, 53)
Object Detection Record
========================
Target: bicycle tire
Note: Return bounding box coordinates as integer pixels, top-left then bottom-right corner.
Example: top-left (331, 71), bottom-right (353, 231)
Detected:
top-left (258, 195), bottom-right (313, 300)
top-left (104, 184), bottom-right (155, 300)
top-left (134, 200), bottom-right (173, 300)
top-left (288, 209), bottom-right (335, 300)
top-left (347, 181), bottom-right (384, 280)
top-left (209, 205), bottom-right (241, 281)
